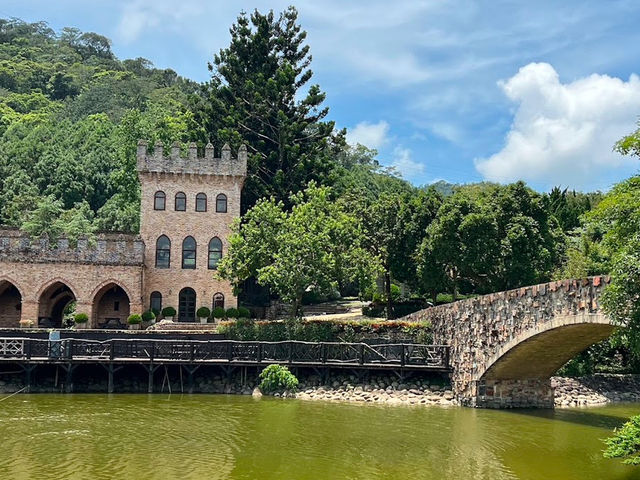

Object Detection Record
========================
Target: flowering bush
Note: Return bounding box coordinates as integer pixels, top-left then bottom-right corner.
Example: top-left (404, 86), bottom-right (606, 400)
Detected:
top-left (259, 364), bottom-right (299, 393)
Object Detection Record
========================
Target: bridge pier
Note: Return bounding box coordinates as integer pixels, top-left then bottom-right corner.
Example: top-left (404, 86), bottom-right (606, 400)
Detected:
top-left (469, 378), bottom-right (554, 409)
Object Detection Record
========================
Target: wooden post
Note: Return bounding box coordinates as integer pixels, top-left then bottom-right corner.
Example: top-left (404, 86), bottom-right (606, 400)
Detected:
top-left (65, 364), bottom-right (74, 393)
top-left (148, 365), bottom-right (154, 393)
top-left (107, 365), bottom-right (114, 393)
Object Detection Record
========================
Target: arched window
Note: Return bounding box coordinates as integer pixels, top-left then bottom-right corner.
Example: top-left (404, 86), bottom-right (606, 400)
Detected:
top-left (182, 236), bottom-right (196, 269)
top-left (175, 192), bottom-right (186, 211)
top-left (155, 235), bottom-right (171, 268)
top-left (154, 191), bottom-right (166, 210)
top-left (213, 293), bottom-right (225, 310)
top-left (216, 194), bottom-right (227, 213)
top-left (208, 237), bottom-right (223, 269)
top-left (150, 291), bottom-right (162, 312)
top-left (179, 287), bottom-right (196, 322)
top-left (196, 193), bottom-right (207, 212)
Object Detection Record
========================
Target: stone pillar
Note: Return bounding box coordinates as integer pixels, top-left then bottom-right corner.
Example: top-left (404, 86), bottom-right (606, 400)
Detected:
top-left (20, 300), bottom-right (38, 327)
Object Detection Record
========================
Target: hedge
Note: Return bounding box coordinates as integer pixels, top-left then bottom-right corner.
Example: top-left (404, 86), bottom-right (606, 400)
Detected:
top-left (217, 318), bottom-right (432, 343)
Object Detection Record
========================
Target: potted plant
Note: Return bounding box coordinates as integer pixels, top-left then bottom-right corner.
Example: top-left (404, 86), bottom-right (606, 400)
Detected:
top-left (142, 310), bottom-right (156, 325)
top-left (196, 306), bottom-right (211, 324)
top-left (74, 312), bottom-right (89, 329)
top-left (212, 307), bottom-right (225, 322)
top-left (127, 314), bottom-right (142, 330)
top-left (226, 307), bottom-right (239, 319)
top-left (19, 319), bottom-right (35, 329)
top-left (161, 306), bottom-right (176, 321)
top-left (238, 307), bottom-right (251, 319)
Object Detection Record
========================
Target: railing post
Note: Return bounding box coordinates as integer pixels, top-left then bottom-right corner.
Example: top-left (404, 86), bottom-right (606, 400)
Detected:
top-left (401, 344), bottom-right (406, 367)
top-left (288, 341), bottom-right (293, 364)
top-left (110, 340), bottom-right (115, 361)
top-left (359, 344), bottom-right (364, 365)
top-left (257, 343), bottom-right (262, 363)
top-left (227, 342), bottom-right (232, 362)
top-left (25, 339), bottom-right (32, 360)
top-left (150, 342), bottom-right (155, 361)
top-left (321, 343), bottom-right (326, 364)
top-left (190, 342), bottom-right (195, 362)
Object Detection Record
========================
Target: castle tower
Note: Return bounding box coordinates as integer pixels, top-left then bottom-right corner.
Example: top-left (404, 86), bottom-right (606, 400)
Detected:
top-left (136, 140), bottom-right (247, 321)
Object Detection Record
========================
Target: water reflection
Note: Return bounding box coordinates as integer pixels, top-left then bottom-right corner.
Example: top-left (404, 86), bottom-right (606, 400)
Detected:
top-left (0, 395), bottom-right (639, 480)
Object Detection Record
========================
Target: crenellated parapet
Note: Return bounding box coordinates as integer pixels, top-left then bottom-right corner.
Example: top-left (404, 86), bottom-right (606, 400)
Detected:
top-left (0, 228), bottom-right (144, 266)
top-left (136, 140), bottom-right (247, 178)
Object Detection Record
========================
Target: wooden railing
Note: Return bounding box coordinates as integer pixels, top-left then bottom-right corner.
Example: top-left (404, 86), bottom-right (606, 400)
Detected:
top-left (0, 338), bottom-right (450, 370)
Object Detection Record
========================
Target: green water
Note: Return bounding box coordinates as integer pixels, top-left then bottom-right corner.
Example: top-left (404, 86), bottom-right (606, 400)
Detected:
top-left (0, 395), bottom-right (639, 479)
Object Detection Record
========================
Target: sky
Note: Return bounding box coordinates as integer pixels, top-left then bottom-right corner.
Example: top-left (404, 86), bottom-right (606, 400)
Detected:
top-left (3, 0), bottom-right (640, 191)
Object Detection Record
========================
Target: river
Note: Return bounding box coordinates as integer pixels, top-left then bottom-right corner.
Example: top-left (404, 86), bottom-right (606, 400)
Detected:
top-left (0, 394), bottom-right (638, 479)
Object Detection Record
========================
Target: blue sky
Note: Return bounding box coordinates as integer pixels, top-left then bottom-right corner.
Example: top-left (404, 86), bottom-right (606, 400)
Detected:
top-left (3, 0), bottom-right (640, 191)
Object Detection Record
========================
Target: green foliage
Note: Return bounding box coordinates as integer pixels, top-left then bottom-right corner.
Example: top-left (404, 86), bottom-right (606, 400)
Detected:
top-left (142, 310), bottom-right (156, 322)
top-left (161, 306), bottom-right (176, 317)
top-left (237, 306), bottom-right (251, 319)
top-left (225, 308), bottom-right (239, 319)
top-left (212, 307), bottom-right (225, 319)
top-left (218, 182), bottom-right (381, 317)
top-left (196, 306), bottom-right (211, 318)
top-left (604, 415), bottom-right (640, 465)
top-left (73, 312), bottom-right (88, 324)
top-left (127, 314), bottom-right (142, 325)
top-left (259, 364), bottom-right (299, 393)
top-left (615, 119), bottom-right (640, 159)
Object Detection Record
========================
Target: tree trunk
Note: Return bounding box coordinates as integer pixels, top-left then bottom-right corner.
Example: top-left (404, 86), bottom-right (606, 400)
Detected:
top-left (384, 270), bottom-right (393, 320)
top-left (292, 293), bottom-right (303, 319)
top-left (431, 290), bottom-right (438, 306)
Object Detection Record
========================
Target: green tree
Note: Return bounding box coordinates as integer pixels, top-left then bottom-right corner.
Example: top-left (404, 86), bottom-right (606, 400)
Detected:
top-left (218, 183), bottom-right (379, 317)
top-left (196, 7), bottom-right (343, 211)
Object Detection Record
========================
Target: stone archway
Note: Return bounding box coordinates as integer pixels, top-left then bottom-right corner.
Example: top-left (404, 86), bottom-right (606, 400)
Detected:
top-left (38, 281), bottom-right (77, 328)
top-left (92, 282), bottom-right (131, 329)
top-left (0, 279), bottom-right (22, 327)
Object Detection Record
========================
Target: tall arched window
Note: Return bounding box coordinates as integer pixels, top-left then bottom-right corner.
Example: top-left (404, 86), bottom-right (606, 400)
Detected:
top-left (213, 293), bottom-right (225, 310)
top-left (155, 235), bottom-right (171, 268)
top-left (208, 237), bottom-right (222, 269)
top-left (154, 191), bottom-right (166, 210)
top-left (182, 236), bottom-right (196, 269)
top-left (216, 194), bottom-right (227, 213)
top-left (150, 291), bottom-right (162, 312)
top-left (175, 192), bottom-right (186, 211)
top-left (196, 193), bottom-right (207, 212)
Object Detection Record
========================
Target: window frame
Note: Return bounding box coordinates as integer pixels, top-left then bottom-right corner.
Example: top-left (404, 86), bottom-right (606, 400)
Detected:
top-left (215, 193), bottom-right (227, 213)
top-left (212, 293), bottom-right (225, 310)
top-left (175, 192), bottom-right (187, 211)
top-left (154, 191), bottom-right (166, 211)
top-left (155, 235), bottom-right (171, 269)
top-left (208, 237), bottom-right (223, 270)
top-left (182, 236), bottom-right (197, 269)
top-left (195, 193), bottom-right (207, 212)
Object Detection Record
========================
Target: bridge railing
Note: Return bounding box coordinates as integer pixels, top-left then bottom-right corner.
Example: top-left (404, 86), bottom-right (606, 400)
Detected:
top-left (0, 337), bottom-right (450, 369)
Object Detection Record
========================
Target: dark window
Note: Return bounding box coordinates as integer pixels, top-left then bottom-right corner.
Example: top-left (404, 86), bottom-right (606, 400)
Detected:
top-left (150, 291), bottom-right (162, 312)
top-left (179, 287), bottom-right (196, 322)
top-left (155, 235), bottom-right (171, 268)
top-left (216, 194), bottom-right (227, 213)
top-left (182, 236), bottom-right (196, 269)
top-left (114, 301), bottom-right (120, 312)
top-left (213, 293), bottom-right (225, 310)
top-left (175, 192), bottom-right (186, 211)
top-left (196, 193), bottom-right (207, 212)
top-left (208, 237), bottom-right (222, 269)
top-left (154, 191), bottom-right (166, 210)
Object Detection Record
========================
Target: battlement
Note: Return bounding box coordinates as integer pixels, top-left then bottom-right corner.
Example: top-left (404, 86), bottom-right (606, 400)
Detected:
top-left (136, 140), bottom-right (247, 178)
top-left (0, 228), bottom-right (144, 266)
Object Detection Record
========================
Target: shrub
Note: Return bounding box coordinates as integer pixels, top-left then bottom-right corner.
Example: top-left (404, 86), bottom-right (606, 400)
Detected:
top-left (259, 364), bottom-right (299, 393)
top-left (363, 302), bottom-right (385, 318)
top-left (151, 308), bottom-right (160, 317)
top-left (196, 306), bottom-right (211, 318)
top-left (162, 306), bottom-right (176, 317)
top-left (127, 314), bottom-right (142, 325)
top-left (142, 310), bottom-right (156, 322)
top-left (226, 307), bottom-right (239, 319)
top-left (237, 306), bottom-right (251, 319)
top-left (604, 415), bottom-right (640, 464)
top-left (74, 313), bottom-right (89, 324)
top-left (212, 307), bottom-right (225, 319)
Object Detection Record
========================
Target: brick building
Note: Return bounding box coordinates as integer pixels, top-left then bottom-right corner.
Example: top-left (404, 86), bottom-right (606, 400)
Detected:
top-left (0, 140), bottom-right (246, 328)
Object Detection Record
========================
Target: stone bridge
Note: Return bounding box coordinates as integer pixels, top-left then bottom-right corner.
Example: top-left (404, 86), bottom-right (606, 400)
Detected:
top-left (403, 276), bottom-right (616, 408)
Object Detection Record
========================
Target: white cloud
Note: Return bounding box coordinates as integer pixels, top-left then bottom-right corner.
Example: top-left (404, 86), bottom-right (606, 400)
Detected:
top-left (391, 146), bottom-right (425, 180)
top-left (347, 121), bottom-right (390, 149)
top-left (475, 63), bottom-right (640, 188)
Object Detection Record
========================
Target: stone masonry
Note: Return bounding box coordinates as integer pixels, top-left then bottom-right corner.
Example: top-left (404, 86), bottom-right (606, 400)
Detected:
top-left (403, 276), bottom-right (616, 408)
top-left (0, 140), bottom-right (246, 328)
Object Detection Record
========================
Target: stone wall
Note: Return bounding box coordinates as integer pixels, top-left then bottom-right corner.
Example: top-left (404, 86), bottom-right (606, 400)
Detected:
top-left (403, 276), bottom-right (613, 406)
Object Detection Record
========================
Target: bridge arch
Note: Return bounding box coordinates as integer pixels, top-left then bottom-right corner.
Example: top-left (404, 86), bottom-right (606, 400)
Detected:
top-left (37, 279), bottom-right (78, 328)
